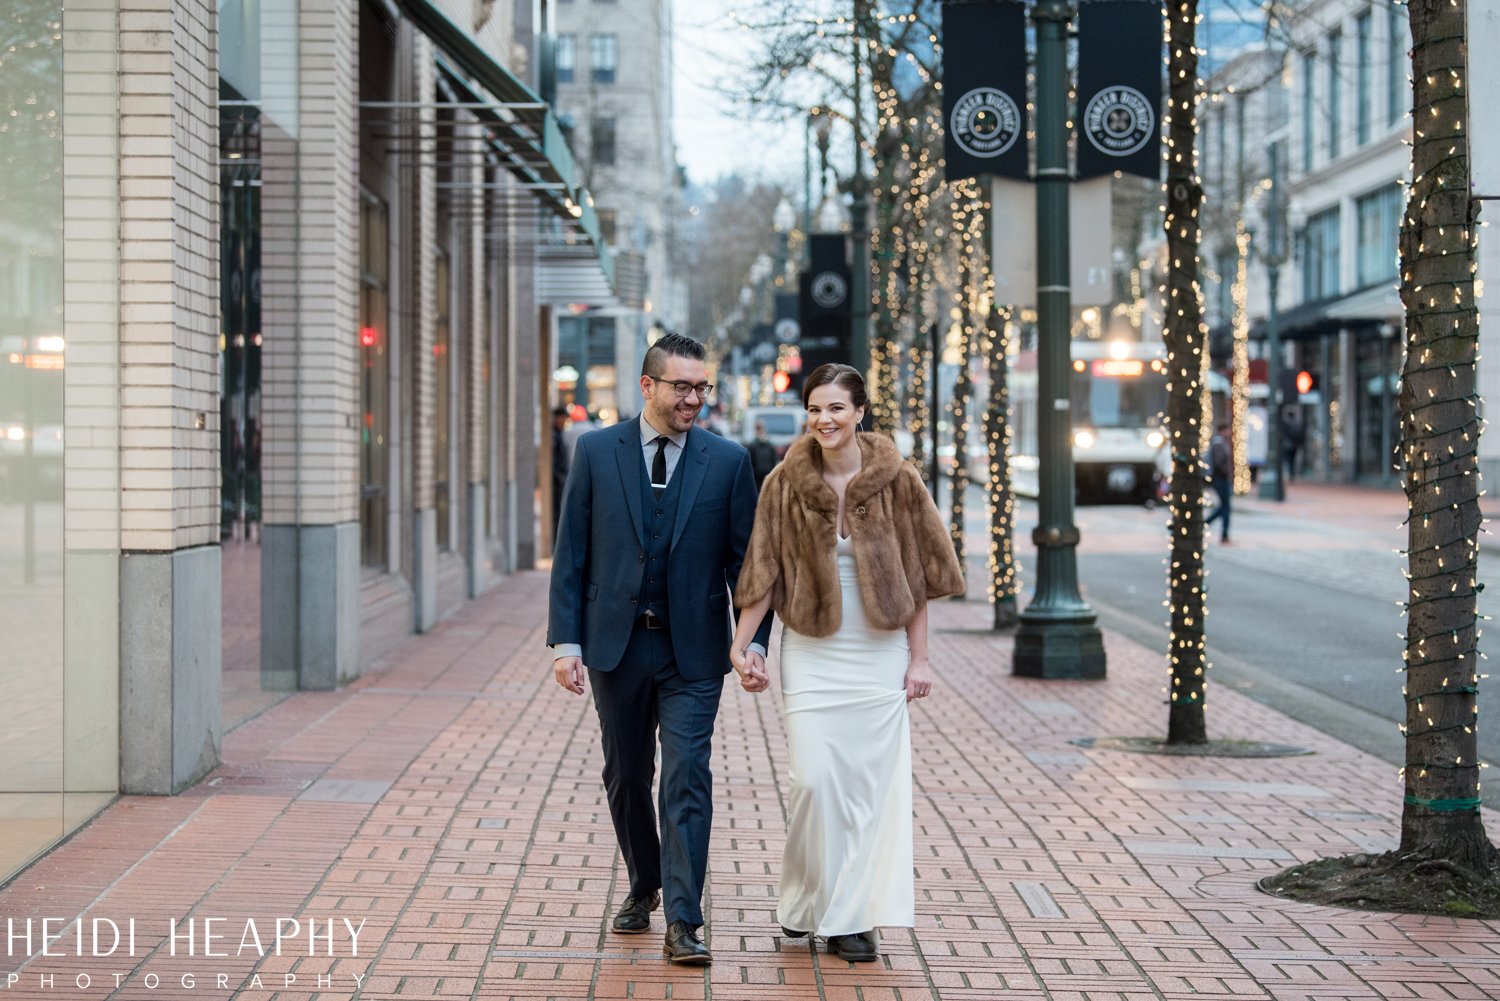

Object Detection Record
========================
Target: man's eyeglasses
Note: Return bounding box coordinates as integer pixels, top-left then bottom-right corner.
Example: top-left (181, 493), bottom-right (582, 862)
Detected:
top-left (652, 379), bottom-right (714, 400)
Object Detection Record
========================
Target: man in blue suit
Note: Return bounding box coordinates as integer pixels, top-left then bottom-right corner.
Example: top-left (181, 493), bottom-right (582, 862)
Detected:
top-left (548, 332), bottom-right (773, 966)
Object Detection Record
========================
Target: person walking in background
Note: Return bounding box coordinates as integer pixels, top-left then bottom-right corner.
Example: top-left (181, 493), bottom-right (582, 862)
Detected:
top-left (728, 363), bottom-right (964, 963)
top-left (746, 420), bottom-right (779, 490)
top-left (1281, 412), bottom-right (1305, 483)
top-left (1206, 422), bottom-right (1232, 544)
top-left (547, 332), bottom-right (773, 967)
top-left (550, 406), bottom-right (571, 539)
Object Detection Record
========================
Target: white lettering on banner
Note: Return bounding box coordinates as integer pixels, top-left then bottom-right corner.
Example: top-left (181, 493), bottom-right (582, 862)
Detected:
top-left (950, 87), bottom-right (1022, 159)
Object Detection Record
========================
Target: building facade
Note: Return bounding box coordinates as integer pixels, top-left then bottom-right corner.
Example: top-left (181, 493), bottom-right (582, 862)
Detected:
top-left (0, 0), bottom-right (612, 884)
top-left (549, 0), bottom-right (684, 425)
top-left (1200, 0), bottom-right (1500, 486)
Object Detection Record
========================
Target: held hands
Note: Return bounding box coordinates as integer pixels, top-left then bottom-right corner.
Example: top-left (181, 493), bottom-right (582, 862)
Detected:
top-left (554, 656), bottom-right (586, 695)
top-left (904, 656), bottom-right (934, 703)
top-left (732, 647), bottom-right (770, 693)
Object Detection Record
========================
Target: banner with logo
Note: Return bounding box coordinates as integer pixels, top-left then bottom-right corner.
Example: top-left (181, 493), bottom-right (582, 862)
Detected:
top-left (941, 1), bottom-right (1028, 182)
top-left (1076, 0), bottom-right (1163, 180)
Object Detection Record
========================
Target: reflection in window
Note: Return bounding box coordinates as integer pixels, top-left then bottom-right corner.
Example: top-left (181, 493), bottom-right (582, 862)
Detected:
top-left (360, 190), bottom-right (390, 569)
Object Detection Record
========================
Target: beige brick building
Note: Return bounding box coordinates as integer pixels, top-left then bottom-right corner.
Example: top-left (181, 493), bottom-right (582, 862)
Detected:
top-left (0, 0), bottom-right (613, 883)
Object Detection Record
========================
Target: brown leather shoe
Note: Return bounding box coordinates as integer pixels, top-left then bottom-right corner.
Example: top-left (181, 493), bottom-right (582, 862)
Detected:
top-left (611, 890), bottom-right (660, 934)
top-left (663, 920), bottom-right (712, 966)
top-left (827, 930), bottom-right (878, 962)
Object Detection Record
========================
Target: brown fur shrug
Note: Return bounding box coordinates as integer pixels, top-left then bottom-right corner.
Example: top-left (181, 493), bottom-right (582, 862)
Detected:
top-left (735, 432), bottom-right (966, 636)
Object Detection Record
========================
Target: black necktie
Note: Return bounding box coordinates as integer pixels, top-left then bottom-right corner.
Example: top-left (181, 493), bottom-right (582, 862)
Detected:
top-left (652, 436), bottom-right (669, 499)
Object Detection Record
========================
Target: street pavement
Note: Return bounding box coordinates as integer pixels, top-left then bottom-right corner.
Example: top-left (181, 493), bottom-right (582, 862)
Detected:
top-left (4, 488), bottom-right (1500, 999)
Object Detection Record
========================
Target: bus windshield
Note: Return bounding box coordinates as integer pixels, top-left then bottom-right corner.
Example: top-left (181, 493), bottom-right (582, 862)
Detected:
top-left (1071, 369), bottom-right (1168, 428)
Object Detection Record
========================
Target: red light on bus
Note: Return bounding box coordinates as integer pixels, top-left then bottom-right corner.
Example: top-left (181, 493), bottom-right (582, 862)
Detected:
top-left (1091, 359), bottom-right (1145, 378)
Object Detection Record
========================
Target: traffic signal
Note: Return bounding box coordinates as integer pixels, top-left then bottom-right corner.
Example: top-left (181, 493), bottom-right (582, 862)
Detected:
top-left (1296, 370), bottom-right (1315, 395)
top-left (772, 370), bottom-right (791, 394)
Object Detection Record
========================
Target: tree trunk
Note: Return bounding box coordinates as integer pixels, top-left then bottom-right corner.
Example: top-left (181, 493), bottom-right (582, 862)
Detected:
top-left (1163, 0), bottom-right (1208, 745)
top-left (947, 189), bottom-right (978, 579)
top-left (986, 302), bottom-right (1019, 629)
top-left (1397, 0), bottom-right (1496, 870)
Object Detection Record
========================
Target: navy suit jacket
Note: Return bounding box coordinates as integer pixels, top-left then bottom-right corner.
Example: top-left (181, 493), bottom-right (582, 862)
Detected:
top-left (546, 417), bottom-right (774, 680)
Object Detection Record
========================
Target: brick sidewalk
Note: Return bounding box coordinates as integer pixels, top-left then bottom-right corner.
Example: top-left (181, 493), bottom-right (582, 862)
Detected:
top-left (3, 568), bottom-right (1499, 1000)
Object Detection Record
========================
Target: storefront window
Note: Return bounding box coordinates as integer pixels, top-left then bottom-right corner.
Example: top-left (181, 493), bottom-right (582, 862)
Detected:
top-left (0, 0), bottom-right (65, 881)
top-left (361, 191), bottom-right (391, 569)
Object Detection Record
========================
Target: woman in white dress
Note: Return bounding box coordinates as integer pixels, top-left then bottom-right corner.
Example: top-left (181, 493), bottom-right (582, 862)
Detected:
top-left (728, 364), bottom-right (965, 962)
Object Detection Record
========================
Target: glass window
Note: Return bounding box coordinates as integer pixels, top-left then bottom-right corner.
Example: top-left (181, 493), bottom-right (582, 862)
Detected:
top-left (1389, 3), bottom-right (1406, 126)
top-left (1298, 206), bottom-right (1341, 302)
top-left (1301, 49), bottom-right (1316, 171)
top-left (590, 33), bottom-right (617, 84)
top-left (556, 34), bottom-right (575, 84)
top-left (1356, 183), bottom-right (1402, 287)
top-left (1356, 13), bottom-right (1372, 146)
top-left (597, 208), bottom-right (617, 245)
top-left (0, 0), bottom-right (68, 882)
top-left (434, 247), bottom-right (451, 551)
top-left (591, 116), bottom-right (616, 166)
top-left (360, 190), bottom-right (390, 570)
top-left (1327, 31), bottom-right (1342, 160)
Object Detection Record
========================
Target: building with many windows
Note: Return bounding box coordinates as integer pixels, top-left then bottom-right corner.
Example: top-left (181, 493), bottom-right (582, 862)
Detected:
top-left (549, 0), bottom-right (686, 429)
top-left (1200, 0), bottom-right (1500, 486)
top-left (0, 0), bottom-right (613, 884)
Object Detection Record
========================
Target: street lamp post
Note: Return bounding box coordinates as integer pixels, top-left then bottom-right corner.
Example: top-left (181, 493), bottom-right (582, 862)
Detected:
top-left (1012, 0), bottom-right (1105, 680)
top-left (1258, 142), bottom-right (1286, 501)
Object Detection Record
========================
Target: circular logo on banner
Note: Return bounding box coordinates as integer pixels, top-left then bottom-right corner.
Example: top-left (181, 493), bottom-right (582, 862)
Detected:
top-left (773, 318), bottom-right (800, 344)
top-left (1083, 86), bottom-right (1156, 157)
top-left (811, 272), bottom-right (848, 309)
top-left (950, 87), bottom-right (1022, 159)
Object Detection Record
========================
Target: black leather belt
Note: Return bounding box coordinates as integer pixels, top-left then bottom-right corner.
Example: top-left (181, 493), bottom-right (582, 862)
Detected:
top-left (638, 610), bottom-right (665, 631)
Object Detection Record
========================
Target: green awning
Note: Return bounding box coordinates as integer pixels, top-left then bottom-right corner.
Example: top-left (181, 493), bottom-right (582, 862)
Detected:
top-left (393, 0), bottom-right (613, 296)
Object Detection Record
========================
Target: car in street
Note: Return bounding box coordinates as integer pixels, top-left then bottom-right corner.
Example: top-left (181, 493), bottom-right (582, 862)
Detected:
top-left (739, 405), bottom-right (806, 457)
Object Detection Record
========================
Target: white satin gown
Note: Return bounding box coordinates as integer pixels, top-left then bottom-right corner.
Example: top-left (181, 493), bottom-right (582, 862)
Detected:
top-left (776, 532), bottom-right (915, 936)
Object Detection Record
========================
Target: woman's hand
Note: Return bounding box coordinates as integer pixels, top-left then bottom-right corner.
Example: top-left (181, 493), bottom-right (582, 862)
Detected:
top-left (732, 647), bottom-right (769, 693)
top-left (903, 656), bottom-right (933, 703)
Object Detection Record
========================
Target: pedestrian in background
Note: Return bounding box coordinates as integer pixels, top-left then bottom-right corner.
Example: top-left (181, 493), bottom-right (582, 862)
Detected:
top-left (1281, 412), bottom-right (1305, 483)
top-left (551, 405), bottom-right (571, 539)
top-left (1205, 422), bottom-right (1232, 545)
top-left (746, 420), bottom-right (779, 490)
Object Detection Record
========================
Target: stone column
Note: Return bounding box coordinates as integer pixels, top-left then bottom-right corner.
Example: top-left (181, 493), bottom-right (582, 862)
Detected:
top-left (259, 0), bottom-right (362, 691)
top-left (116, 0), bottom-right (222, 793)
top-left (411, 35), bottom-right (439, 630)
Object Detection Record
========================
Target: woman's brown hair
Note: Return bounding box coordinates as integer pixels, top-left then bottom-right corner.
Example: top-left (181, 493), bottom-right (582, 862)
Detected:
top-left (800, 363), bottom-right (869, 410)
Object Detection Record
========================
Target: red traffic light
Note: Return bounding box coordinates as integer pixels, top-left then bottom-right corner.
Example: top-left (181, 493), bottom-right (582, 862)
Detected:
top-left (772, 371), bottom-right (792, 394)
top-left (360, 326), bottom-right (378, 348)
top-left (1296, 370), bottom-right (1314, 395)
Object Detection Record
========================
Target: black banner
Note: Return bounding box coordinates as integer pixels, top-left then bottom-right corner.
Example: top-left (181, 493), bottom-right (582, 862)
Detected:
top-left (1077, 0), bottom-right (1163, 180)
top-left (798, 235), bottom-right (852, 377)
top-left (941, 1), bottom-right (1028, 182)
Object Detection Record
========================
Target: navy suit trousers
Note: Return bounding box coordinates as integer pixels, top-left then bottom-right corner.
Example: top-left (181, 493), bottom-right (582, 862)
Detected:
top-left (589, 621), bottom-right (722, 927)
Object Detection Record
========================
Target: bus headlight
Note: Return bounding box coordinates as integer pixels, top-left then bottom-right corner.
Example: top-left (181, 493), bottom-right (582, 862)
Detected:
top-left (1146, 430), bottom-right (1165, 449)
top-left (1073, 429), bottom-right (1095, 449)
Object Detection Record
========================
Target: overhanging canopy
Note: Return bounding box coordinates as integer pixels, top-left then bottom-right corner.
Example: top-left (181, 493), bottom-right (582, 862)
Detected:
top-left (392, 0), bottom-right (614, 298)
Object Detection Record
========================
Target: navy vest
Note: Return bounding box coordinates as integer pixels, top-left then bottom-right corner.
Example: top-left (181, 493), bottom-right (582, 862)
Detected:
top-left (638, 443), bottom-right (685, 624)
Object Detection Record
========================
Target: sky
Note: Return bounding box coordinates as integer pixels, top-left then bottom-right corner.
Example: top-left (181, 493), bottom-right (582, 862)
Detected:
top-left (672, 1), bottom-right (1270, 188)
top-left (672, 0), bottom-right (808, 189)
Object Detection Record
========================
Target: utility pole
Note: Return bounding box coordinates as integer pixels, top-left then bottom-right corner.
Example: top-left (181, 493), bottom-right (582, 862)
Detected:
top-left (1259, 142), bottom-right (1286, 500)
top-left (849, 0), bottom-right (871, 378)
top-left (1012, 0), bottom-right (1105, 680)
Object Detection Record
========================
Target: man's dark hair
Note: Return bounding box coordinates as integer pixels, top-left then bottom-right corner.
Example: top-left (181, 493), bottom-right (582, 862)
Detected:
top-left (801, 362), bottom-right (869, 410)
top-left (642, 332), bottom-right (706, 378)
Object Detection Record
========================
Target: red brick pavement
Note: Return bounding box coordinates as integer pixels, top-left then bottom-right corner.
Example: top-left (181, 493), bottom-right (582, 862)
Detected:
top-left (3, 555), bottom-right (1500, 1000)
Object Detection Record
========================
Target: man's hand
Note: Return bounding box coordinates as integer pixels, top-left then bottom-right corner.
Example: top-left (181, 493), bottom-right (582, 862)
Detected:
top-left (734, 648), bottom-right (769, 693)
top-left (554, 656), bottom-right (586, 695)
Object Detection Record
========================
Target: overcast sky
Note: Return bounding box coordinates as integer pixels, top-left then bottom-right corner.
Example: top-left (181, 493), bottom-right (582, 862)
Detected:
top-left (673, 0), bottom-right (806, 189)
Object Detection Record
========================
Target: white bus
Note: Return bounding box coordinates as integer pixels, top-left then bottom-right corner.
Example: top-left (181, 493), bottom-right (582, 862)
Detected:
top-left (1011, 339), bottom-right (1169, 503)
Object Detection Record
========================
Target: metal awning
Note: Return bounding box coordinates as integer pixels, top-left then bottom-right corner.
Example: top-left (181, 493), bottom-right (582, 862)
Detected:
top-left (1250, 282), bottom-right (1402, 341)
top-left (391, 0), bottom-right (614, 300)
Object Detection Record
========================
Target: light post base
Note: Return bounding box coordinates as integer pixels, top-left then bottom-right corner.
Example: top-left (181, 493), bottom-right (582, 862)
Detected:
top-left (1013, 616), bottom-right (1106, 679)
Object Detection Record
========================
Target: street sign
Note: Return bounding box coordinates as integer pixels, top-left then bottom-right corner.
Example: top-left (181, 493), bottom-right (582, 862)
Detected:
top-left (989, 176), bottom-right (1114, 308)
top-left (1076, 1), bottom-right (1164, 181)
top-left (941, 1), bottom-right (1029, 182)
